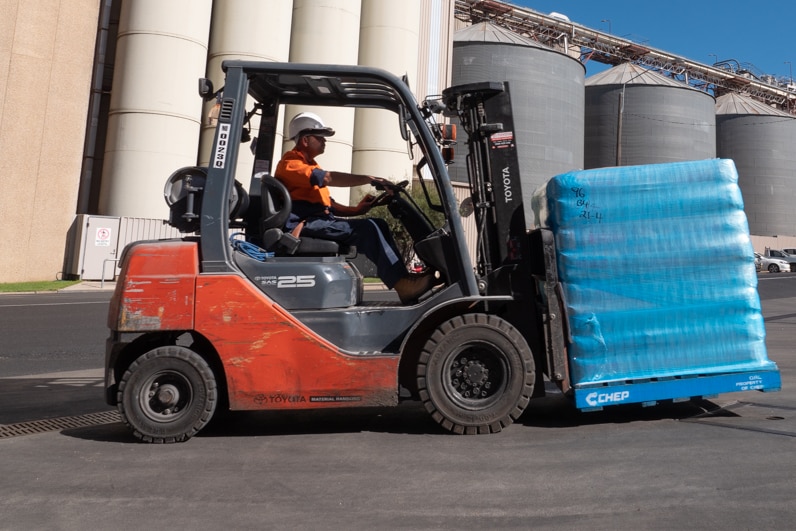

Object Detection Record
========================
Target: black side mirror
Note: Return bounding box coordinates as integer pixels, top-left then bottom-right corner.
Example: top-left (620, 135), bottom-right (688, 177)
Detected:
top-left (198, 78), bottom-right (215, 101)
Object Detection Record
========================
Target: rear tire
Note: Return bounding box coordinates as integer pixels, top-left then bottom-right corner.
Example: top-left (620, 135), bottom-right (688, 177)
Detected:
top-left (417, 314), bottom-right (535, 434)
top-left (768, 264), bottom-right (781, 273)
top-left (118, 346), bottom-right (217, 443)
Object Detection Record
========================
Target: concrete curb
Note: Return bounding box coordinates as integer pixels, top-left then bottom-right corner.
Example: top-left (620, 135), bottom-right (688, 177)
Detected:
top-left (57, 281), bottom-right (116, 293)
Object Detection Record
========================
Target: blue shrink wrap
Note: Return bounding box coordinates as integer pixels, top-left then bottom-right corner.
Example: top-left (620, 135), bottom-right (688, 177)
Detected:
top-left (531, 159), bottom-right (775, 385)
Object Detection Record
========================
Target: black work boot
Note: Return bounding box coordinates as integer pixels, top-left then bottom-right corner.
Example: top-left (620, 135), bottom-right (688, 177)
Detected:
top-left (393, 272), bottom-right (436, 304)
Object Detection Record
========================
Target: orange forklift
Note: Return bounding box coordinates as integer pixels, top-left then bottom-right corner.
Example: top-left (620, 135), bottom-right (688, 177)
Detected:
top-left (104, 62), bottom-right (547, 442)
top-left (105, 61), bottom-right (779, 443)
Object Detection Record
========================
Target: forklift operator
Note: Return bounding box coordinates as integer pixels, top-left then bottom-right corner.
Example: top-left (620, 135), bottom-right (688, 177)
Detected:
top-left (274, 112), bottom-right (436, 304)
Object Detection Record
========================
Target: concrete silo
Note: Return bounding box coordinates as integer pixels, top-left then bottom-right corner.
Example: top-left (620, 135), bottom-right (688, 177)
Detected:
top-left (286, 0), bottom-right (361, 206)
top-left (351, 0), bottom-right (421, 198)
top-left (99, 0), bottom-right (213, 219)
top-left (716, 93), bottom-right (796, 236)
top-left (200, 0), bottom-right (294, 178)
top-left (450, 21), bottom-right (585, 225)
top-left (584, 63), bottom-right (716, 169)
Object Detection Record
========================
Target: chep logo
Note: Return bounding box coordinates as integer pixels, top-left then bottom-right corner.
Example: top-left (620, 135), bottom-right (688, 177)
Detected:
top-left (586, 390), bottom-right (630, 407)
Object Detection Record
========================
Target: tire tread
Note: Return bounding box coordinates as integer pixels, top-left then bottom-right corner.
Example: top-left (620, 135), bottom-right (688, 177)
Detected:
top-left (416, 313), bottom-right (535, 435)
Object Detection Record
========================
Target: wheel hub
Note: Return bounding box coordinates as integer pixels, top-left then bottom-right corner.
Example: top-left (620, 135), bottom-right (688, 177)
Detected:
top-left (451, 356), bottom-right (492, 398)
top-left (154, 383), bottom-right (180, 409)
top-left (464, 361), bottom-right (488, 386)
top-left (144, 379), bottom-right (186, 417)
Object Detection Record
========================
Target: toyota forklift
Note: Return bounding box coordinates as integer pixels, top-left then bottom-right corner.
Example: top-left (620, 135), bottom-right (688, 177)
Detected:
top-left (104, 61), bottom-right (780, 443)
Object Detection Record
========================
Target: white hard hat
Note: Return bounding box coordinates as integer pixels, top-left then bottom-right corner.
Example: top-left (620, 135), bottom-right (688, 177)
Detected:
top-left (288, 112), bottom-right (335, 141)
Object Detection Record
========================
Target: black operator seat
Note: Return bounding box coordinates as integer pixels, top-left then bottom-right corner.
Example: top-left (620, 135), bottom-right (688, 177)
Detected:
top-left (259, 175), bottom-right (348, 256)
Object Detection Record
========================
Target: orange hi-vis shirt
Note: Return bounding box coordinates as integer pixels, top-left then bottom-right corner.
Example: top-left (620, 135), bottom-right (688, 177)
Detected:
top-left (274, 149), bottom-right (331, 207)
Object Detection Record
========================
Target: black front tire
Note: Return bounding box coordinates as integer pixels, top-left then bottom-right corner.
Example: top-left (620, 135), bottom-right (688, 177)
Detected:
top-left (118, 346), bottom-right (217, 443)
top-left (768, 264), bottom-right (781, 273)
top-left (417, 314), bottom-right (535, 434)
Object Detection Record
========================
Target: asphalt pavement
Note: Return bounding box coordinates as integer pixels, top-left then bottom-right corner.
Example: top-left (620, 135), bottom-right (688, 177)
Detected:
top-left (1, 276), bottom-right (794, 530)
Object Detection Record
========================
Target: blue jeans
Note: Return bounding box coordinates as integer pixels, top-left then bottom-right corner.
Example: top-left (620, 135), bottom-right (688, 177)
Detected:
top-left (288, 214), bottom-right (406, 288)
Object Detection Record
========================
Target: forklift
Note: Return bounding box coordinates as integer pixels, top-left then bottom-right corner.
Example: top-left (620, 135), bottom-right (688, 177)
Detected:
top-left (104, 61), bottom-right (779, 443)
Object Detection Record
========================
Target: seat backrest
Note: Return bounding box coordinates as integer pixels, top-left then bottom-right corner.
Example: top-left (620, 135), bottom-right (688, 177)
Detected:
top-left (260, 175), bottom-right (291, 232)
top-left (259, 175), bottom-right (343, 256)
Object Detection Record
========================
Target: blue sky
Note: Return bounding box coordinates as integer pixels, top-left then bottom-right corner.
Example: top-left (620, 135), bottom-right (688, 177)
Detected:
top-left (511, 1), bottom-right (796, 82)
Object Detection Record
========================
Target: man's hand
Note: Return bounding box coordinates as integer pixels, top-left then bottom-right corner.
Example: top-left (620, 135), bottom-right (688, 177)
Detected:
top-left (370, 176), bottom-right (393, 190)
top-left (356, 193), bottom-right (379, 213)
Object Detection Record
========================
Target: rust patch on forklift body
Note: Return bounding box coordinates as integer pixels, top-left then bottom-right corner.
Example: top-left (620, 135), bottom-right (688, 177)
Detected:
top-left (227, 356), bottom-right (255, 368)
top-left (109, 241), bottom-right (198, 332)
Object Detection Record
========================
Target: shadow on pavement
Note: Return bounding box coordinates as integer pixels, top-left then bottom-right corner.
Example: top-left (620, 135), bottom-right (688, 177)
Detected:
top-left (2, 373), bottom-right (729, 443)
top-left (195, 402), bottom-right (442, 439)
top-left (517, 392), bottom-right (720, 429)
top-left (58, 403), bottom-right (442, 443)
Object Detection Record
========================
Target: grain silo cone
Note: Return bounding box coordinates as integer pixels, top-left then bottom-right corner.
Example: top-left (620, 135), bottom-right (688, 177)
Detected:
top-left (716, 93), bottom-right (796, 236)
top-left (450, 21), bottom-right (585, 224)
top-left (585, 63), bottom-right (716, 169)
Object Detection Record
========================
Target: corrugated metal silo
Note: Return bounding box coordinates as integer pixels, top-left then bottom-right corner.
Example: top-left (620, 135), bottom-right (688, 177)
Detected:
top-left (716, 93), bottom-right (796, 236)
top-left (584, 63), bottom-right (716, 169)
top-left (450, 22), bottom-right (585, 226)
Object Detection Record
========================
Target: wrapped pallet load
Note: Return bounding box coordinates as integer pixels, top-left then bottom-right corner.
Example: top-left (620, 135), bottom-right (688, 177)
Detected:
top-left (531, 159), bottom-right (780, 407)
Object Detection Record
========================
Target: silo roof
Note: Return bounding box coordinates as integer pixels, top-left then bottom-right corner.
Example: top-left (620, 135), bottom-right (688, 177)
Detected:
top-left (586, 62), bottom-right (692, 89)
top-left (715, 93), bottom-right (792, 117)
top-left (454, 21), bottom-right (550, 49)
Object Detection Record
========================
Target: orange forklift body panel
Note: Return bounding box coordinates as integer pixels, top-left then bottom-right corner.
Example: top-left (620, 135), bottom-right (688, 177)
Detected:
top-left (194, 274), bottom-right (399, 411)
top-left (111, 240), bottom-right (399, 411)
top-left (108, 240), bottom-right (198, 332)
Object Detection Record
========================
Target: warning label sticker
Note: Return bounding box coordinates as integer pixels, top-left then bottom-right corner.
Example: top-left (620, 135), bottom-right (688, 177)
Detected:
top-left (95, 227), bottom-right (111, 247)
top-left (490, 131), bottom-right (515, 149)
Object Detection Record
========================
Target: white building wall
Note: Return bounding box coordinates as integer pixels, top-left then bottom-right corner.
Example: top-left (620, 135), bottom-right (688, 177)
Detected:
top-left (417, 0), bottom-right (455, 105)
top-left (0, 0), bottom-right (99, 282)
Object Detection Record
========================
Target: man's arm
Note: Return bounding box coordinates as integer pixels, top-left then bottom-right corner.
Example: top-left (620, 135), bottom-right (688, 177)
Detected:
top-left (331, 194), bottom-right (379, 217)
top-left (324, 171), bottom-right (372, 187)
top-left (325, 172), bottom-right (394, 216)
top-left (325, 172), bottom-right (392, 189)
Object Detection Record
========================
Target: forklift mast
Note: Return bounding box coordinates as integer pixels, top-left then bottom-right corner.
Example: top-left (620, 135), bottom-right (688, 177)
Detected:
top-left (442, 81), bottom-right (549, 391)
top-left (442, 82), bottom-right (527, 279)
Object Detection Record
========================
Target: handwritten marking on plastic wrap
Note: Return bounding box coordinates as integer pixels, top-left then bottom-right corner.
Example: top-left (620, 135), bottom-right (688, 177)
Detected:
top-left (571, 186), bottom-right (603, 224)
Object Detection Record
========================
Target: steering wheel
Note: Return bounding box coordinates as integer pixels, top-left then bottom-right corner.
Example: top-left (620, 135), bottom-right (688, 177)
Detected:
top-left (372, 180), bottom-right (436, 243)
top-left (370, 180), bottom-right (409, 207)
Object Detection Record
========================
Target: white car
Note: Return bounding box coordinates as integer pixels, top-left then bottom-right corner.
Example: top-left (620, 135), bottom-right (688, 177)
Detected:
top-left (755, 252), bottom-right (791, 273)
top-left (766, 249), bottom-right (796, 266)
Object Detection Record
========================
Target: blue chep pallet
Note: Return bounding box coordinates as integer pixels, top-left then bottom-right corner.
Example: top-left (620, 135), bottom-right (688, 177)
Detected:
top-left (573, 369), bottom-right (781, 411)
top-left (532, 159), bottom-right (781, 407)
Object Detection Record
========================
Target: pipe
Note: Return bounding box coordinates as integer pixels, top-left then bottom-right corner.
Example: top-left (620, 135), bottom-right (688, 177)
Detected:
top-left (77, 0), bottom-right (114, 214)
